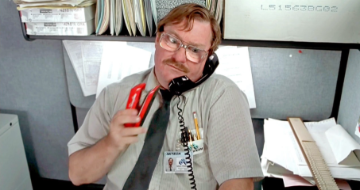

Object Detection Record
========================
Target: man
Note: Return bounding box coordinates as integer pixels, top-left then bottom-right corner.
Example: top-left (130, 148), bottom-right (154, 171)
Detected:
top-left (68, 3), bottom-right (263, 190)
top-left (166, 158), bottom-right (174, 172)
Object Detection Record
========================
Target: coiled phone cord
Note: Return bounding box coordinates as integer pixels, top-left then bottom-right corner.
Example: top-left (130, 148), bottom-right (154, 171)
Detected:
top-left (176, 96), bottom-right (197, 190)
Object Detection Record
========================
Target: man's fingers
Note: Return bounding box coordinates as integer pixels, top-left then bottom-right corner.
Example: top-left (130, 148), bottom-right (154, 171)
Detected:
top-left (113, 109), bottom-right (138, 119)
top-left (111, 109), bottom-right (142, 126)
top-left (117, 115), bottom-right (141, 125)
top-left (121, 127), bottom-right (147, 137)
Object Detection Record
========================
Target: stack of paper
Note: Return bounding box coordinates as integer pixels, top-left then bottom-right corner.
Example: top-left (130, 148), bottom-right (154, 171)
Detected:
top-left (20, 3), bottom-right (96, 22)
top-left (14, 0), bottom-right (96, 9)
top-left (17, 2), bottom-right (96, 36)
top-left (261, 117), bottom-right (360, 187)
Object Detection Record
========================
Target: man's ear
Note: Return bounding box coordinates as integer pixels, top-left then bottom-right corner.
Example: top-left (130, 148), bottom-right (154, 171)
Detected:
top-left (155, 32), bottom-right (161, 43)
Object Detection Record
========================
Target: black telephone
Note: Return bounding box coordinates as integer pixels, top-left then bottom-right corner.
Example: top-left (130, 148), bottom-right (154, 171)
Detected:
top-left (169, 53), bottom-right (219, 96)
top-left (168, 53), bottom-right (219, 190)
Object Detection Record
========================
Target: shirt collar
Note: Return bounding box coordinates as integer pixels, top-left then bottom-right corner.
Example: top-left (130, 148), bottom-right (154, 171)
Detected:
top-left (145, 67), bottom-right (160, 93)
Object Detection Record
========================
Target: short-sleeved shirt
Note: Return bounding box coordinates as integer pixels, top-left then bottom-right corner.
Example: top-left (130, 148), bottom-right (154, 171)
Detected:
top-left (68, 68), bottom-right (263, 190)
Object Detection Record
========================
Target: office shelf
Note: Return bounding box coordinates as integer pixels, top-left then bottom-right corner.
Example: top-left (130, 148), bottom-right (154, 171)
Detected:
top-left (19, 12), bottom-right (360, 50)
top-left (24, 34), bottom-right (360, 51)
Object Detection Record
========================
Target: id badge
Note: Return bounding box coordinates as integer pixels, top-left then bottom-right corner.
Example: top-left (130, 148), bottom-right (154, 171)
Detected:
top-left (164, 151), bottom-right (193, 174)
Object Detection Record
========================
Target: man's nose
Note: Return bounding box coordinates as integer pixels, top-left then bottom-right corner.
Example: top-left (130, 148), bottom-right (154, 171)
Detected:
top-left (171, 46), bottom-right (187, 64)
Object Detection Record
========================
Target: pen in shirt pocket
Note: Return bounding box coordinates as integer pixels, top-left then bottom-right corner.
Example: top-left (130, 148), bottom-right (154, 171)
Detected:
top-left (193, 112), bottom-right (201, 140)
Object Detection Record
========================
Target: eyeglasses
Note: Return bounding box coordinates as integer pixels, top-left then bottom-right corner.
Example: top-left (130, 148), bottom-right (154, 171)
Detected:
top-left (159, 32), bottom-right (208, 63)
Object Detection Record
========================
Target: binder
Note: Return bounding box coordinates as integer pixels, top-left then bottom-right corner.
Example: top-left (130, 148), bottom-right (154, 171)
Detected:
top-left (133, 0), bottom-right (146, 36)
top-left (144, 0), bottom-right (154, 36)
top-left (95, 0), bottom-right (110, 35)
top-left (110, 0), bottom-right (115, 35)
top-left (115, 0), bottom-right (124, 36)
top-left (122, 0), bottom-right (136, 36)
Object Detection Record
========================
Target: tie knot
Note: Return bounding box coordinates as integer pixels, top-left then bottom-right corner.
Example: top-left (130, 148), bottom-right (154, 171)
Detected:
top-left (160, 89), bottom-right (173, 102)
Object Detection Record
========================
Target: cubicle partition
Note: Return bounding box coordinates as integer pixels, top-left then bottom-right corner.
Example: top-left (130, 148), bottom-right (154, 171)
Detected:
top-left (338, 49), bottom-right (360, 145)
top-left (2, 0), bottom-right (360, 189)
top-left (64, 47), bottom-right (342, 121)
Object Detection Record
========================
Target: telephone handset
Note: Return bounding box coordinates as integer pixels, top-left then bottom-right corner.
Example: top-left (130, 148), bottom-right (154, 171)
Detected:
top-left (168, 53), bottom-right (219, 190)
top-left (168, 53), bottom-right (219, 96)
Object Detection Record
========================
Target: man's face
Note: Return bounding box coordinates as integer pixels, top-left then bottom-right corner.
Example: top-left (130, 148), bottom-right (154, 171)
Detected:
top-left (169, 158), bottom-right (173, 165)
top-left (154, 19), bottom-right (212, 89)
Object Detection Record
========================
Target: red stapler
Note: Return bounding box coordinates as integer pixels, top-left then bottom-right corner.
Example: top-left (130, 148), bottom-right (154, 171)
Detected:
top-left (124, 83), bottom-right (160, 127)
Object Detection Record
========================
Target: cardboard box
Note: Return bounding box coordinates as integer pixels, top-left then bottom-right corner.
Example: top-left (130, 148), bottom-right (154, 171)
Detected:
top-left (224, 0), bottom-right (360, 43)
top-left (20, 4), bottom-right (95, 23)
top-left (25, 20), bottom-right (94, 36)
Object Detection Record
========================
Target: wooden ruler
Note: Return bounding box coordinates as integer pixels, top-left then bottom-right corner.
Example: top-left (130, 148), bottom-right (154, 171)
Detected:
top-left (287, 117), bottom-right (339, 190)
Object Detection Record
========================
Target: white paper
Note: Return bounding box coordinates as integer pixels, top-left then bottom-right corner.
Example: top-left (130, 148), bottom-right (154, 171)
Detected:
top-left (126, 42), bottom-right (155, 67)
top-left (304, 120), bottom-right (360, 167)
top-left (326, 124), bottom-right (360, 165)
top-left (96, 42), bottom-right (151, 98)
top-left (263, 119), bottom-right (297, 173)
top-left (261, 118), bottom-right (360, 180)
top-left (303, 118), bottom-right (339, 166)
top-left (215, 46), bottom-right (256, 108)
top-left (81, 41), bottom-right (103, 88)
top-left (16, 0), bottom-right (95, 8)
top-left (63, 40), bottom-right (95, 96)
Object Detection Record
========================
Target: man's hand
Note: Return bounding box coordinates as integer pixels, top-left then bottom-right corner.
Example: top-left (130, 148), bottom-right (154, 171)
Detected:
top-left (69, 109), bottom-right (147, 186)
top-left (105, 109), bottom-right (148, 152)
top-left (219, 178), bottom-right (254, 190)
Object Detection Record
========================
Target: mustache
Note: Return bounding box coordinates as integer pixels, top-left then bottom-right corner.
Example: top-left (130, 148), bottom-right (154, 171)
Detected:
top-left (163, 59), bottom-right (189, 73)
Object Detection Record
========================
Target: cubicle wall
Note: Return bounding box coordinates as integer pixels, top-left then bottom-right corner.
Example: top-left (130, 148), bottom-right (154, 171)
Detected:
top-left (338, 49), bottom-right (360, 145)
top-left (0, 1), bottom-right (75, 181)
top-left (64, 47), bottom-right (341, 122)
top-left (2, 0), bottom-right (360, 187)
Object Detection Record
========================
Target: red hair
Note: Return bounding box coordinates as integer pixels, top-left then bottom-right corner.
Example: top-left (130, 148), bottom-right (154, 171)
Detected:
top-left (157, 3), bottom-right (221, 56)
